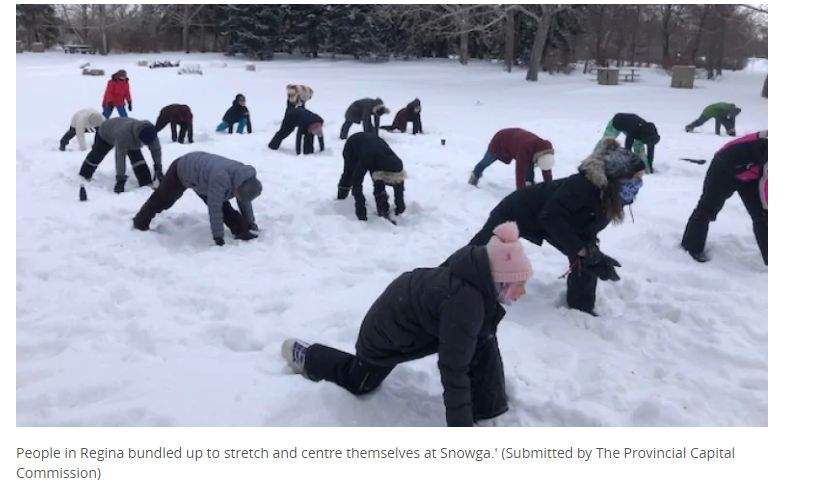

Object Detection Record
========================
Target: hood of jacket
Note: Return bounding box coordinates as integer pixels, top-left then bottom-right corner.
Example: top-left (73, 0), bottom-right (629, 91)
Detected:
top-left (578, 138), bottom-right (619, 189)
top-left (445, 246), bottom-right (499, 303)
top-left (407, 98), bottom-right (421, 113)
top-left (225, 162), bottom-right (257, 190)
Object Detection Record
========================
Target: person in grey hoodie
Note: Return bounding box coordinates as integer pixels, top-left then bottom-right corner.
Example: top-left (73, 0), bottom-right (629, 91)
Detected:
top-left (339, 97), bottom-right (389, 139)
top-left (78, 118), bottom-right (162, 193)
top-left (132, 151), bottom-right (262, 246)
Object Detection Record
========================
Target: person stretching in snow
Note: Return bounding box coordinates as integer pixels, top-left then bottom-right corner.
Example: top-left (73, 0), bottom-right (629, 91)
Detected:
top-left (468, 128), bottom-right (555, 190)
top-left (155, 104), bottom-right (194, 144)
top-left (78, 117), bottom-right (162, 193)
top-left (338, 132), bottom-right (406, 223)
top-left (132, 151), bottom-right (262, 247)
top-left (598, 113), bottom-right (659, 173)
top-left (267, 106), bottom-right (325, 155)
top-left (681, 131), bottom-right (768, 264)
top-left (59, 108), bottom-right (104, 151)
top-left (281, 221), bottom-right (532, 427)
top-left (381, 98), bottom-right (423, 135)
top-left (467, 139), bottom-right (645, 316)
top-left (285, 84), bottom-right (313, 115)
top-left (101, 69), bottom-right (132, 119)
top-left (216, 94), bottom-right (252, 134)
top-left (339, 97), bottom-right (389, 139)
top-left (685, 102), bottom-right (741, 136)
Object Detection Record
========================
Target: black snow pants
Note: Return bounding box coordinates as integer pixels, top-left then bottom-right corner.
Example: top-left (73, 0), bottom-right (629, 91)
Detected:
top-left (133, 160), bottom-right (247, 235)
top-left (170, 122), bottom-right (193, 144)
top-left (303, 335), bottom-right (508, 423)
top-left (79, 132), bottom-right (152, 186)
top-left (681, 157), bottom-right (768, 264)
top-left (469, 205), bottom-right (599, 314)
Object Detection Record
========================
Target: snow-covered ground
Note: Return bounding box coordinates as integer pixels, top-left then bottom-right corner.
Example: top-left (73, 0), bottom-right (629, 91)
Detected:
top-left (16, 52), bottom-right (768, 426)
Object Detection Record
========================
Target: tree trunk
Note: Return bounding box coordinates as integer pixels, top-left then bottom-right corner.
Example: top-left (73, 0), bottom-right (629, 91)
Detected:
top-left (688, 5), bottom-right (710, 65)
top-left (594, 6), bottom-right (607, 66)
top-left (182, 22), bottom-right (190, 53)
top-left (660, 4), bottom-right (673, 68)
top-left (714, 6), bottom-right (728, 76)
top-left (458, 10), bottom-right (469, 65)
top-left (98, 5), bottom-right (108, 55)
top-left (628, 6), bottom-right (640, 65)
top-left (504, 10), bottom-right (515, 72)
top-left (526, 13), bottom-right (551, 81)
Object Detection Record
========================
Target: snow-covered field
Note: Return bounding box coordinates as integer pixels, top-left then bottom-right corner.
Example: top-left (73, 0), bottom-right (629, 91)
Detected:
top-left (16, 52), bottom-right (768, 426)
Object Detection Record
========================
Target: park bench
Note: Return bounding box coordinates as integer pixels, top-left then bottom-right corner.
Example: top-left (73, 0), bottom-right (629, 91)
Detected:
top-left (64, 44), bottom-right (96, 54)
top-left (621, 68), bottom-right (641, 82)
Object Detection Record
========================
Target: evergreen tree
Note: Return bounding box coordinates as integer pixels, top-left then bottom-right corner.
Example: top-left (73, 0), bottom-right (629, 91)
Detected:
top-left (324, 5), bottom-right (382, 59)
top-left (288, 5), bottom-right (328, 57)
top-left (220, 4), bottom-right (288, 59)
top-left (16, 5), bottom-right (60, 48)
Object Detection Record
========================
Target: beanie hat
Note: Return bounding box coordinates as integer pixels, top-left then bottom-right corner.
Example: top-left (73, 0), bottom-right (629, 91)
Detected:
top-left (237, 176), bottom-right (263, 201)
top-left (486, 222), bottom-right (533, 284)
top-left (603, 147), bottom-right (645, 180)
top-left (235, 93), bottom-right (246, 103)
top-left (534, 151), bottom-right (556, 171)
top-left (138, 125), bottom-right (157, 144)
top-left (308, 122), bottom-right (323, 137)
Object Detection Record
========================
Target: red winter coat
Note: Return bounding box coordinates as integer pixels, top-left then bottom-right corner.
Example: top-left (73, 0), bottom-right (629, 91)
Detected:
top-left (102, 78), bottom-right (132, 108)
top-left (488, 128), bottom-right (554, 189)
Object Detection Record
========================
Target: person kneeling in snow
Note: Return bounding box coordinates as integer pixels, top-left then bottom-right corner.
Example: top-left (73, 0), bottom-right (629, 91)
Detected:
top-left (216, 94), bottom-right (252, 134)
top-left (467, 139), bottom-right (645, 316)
top-left (598, 113), bottom-right (659, 173)
top-left (59, 108), bottom-right (104, 151)
top-left (681, 131), bottom-right (768, 264)
top-left (282, 221), bottom-right (532, 426)
top-left (381, 98), bottom-right (423, 135)
top-left (338, 132), bottom-right (406, 223)
top-left (132, 151), bottom-right (262, 246)
top-left (78, 117), bottom-right (162, 193)
top-left (469, 128), bottom-right (555, 190)
top-left (685, 102), bottom-right (741, 136)
top-left (155, 104), bottom-right (194, 144)
top-left (267, 106), bottom-right (325, 154)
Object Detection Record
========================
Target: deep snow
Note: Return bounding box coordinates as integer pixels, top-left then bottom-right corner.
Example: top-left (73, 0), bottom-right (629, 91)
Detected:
top-left (16, 52), bottom-right (767, 426)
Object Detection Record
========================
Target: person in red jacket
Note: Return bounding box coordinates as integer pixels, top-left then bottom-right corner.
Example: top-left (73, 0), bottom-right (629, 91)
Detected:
top-left (468, 128), bottom-right (555, 190)
top-left (102, 70), bottom-right (132, 119)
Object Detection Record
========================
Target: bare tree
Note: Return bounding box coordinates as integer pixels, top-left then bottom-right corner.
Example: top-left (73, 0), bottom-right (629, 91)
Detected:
top-left (517, 5), bottom-right (562, 81)
top-left (168, 4), bottom-right (205, 54)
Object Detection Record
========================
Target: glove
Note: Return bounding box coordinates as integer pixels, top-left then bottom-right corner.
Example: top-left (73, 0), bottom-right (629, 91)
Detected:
top-left (153, 164), bottom-right (163, 182)
top-left (113, 179), bottom-right (126, 194)
top-left (127, 101), bottom-right (133, 112)
top-left (214, 237), bottom-right (225, 246)
top-left (395, 200), bottom-right (406, 215)
top-left (355, 205), bottom-right (367, 221)
top-left (375, 192), bottom-right (390, 218)
top-left (248, 222), bottom-right (259, 231)
top-left (582, 247), bottom-right (621, 282)
top-left (235, 231), bottom-right (258, 241)
top-left (337, 186), bottom-right (350, 200)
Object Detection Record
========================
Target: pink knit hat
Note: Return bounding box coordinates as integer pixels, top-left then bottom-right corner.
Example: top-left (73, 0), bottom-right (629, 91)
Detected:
top-left (485, 222), bottom-right (533, 283)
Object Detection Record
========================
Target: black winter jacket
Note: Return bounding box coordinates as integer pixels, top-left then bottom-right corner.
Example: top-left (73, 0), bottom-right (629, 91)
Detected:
top-left (611, 113), bottom-right (659, 166)
top-left (222, 99), bottom-right (252, 132)
top-left (342, 132), bottom-right (403, 184)
top-left (269, 107), bottom-right (324, 153)
top-left (355, 245), bottom-right (506, 427)
top-left (491, 173), bottom-right (610, 259)
top-left (345, 98), bottom-right (387, 132)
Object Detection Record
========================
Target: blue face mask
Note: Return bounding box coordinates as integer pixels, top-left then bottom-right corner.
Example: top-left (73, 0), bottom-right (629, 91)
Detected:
top-left (619, 178), bottom-right (643, 205)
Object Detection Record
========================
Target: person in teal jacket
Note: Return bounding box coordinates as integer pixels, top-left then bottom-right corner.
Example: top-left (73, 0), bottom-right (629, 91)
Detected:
top-left (685, 102), bottom-right (741, 136)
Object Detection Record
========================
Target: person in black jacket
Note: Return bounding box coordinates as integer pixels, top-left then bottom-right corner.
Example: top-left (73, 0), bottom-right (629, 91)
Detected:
top-left (600, 113), bottom-right (659, 173)
top-left (155, 104), bottom-right (194, 144)
top-left (338, 132), bottom-right (407, 223)
top-left (267, 106), bottom-right (325, 154)
top-left (216, 94), bottom-right (252, 134)
top-left (681, 131), bottom-right (768, 264)
top-left (381, 98), bottom-right (423, 135)
top-left (468, 138), bottom-right (646, 316)
top-left (281, 221), bottom-right (533, 426)
top-left (339, 98), bottom-right (389, 139)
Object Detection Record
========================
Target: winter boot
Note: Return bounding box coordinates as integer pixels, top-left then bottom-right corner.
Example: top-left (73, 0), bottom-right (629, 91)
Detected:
top-left (281, 338), bottom-right (311, 375)
top-left (687, 250), bottom-right (710, 263)
top-left (133, 164), bottom-right (153, 187)
top-left (59, 142), bottom-right (67, 152)
top-left (113, 175), bottom-right (127, 194)
top-left (468, 172), bottom-right (480, 186)
top-left (685, 125), bottom-right (694, 133)
top-left (337, 185), bottom-right (351, 200)
top-left (132, 216), bottom-right (150, 231)
top-left (78, 161), bottom-right (96, 181)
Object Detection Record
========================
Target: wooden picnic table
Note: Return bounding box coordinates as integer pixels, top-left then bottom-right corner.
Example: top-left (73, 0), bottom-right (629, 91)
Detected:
top-left (64, 45), bottom-right (96, 54)
top-left (621, 67), bottom-right (641, 82)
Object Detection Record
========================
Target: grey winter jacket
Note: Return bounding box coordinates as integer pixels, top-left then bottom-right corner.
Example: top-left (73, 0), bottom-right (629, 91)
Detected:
top-left (97, 118), bottom-right (162, 178)
top-left (345, 98), bottom-right (387, 133)
top-left (175, 151), bottom-right (258, 239)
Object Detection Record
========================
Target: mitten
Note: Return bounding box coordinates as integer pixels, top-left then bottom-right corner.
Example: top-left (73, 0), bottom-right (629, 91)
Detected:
top-left (127, 101), bottom-right (133, 111)
top-left (214, 237), bottom-right (225, 246)
top-left (355, 205), bottom-right (367, 221)
top-left (248, 222), bottom-right (259, 231)
top-left (113, 178), bottom-right (126, 194)
top-left (582, 248), bottom-right (621, 281)
top-left (337, 186), bottom-right (351, 200)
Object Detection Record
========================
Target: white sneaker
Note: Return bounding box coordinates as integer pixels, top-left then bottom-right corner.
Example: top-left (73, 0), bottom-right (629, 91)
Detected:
top-left (281, 338), bottom-right (311, 374)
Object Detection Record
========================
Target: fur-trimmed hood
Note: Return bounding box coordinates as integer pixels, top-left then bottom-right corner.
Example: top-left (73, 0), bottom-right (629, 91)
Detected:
top-left (372, 169), bottom-right (407, 185)
top-left (578, 138), bottom-right (634, 188)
